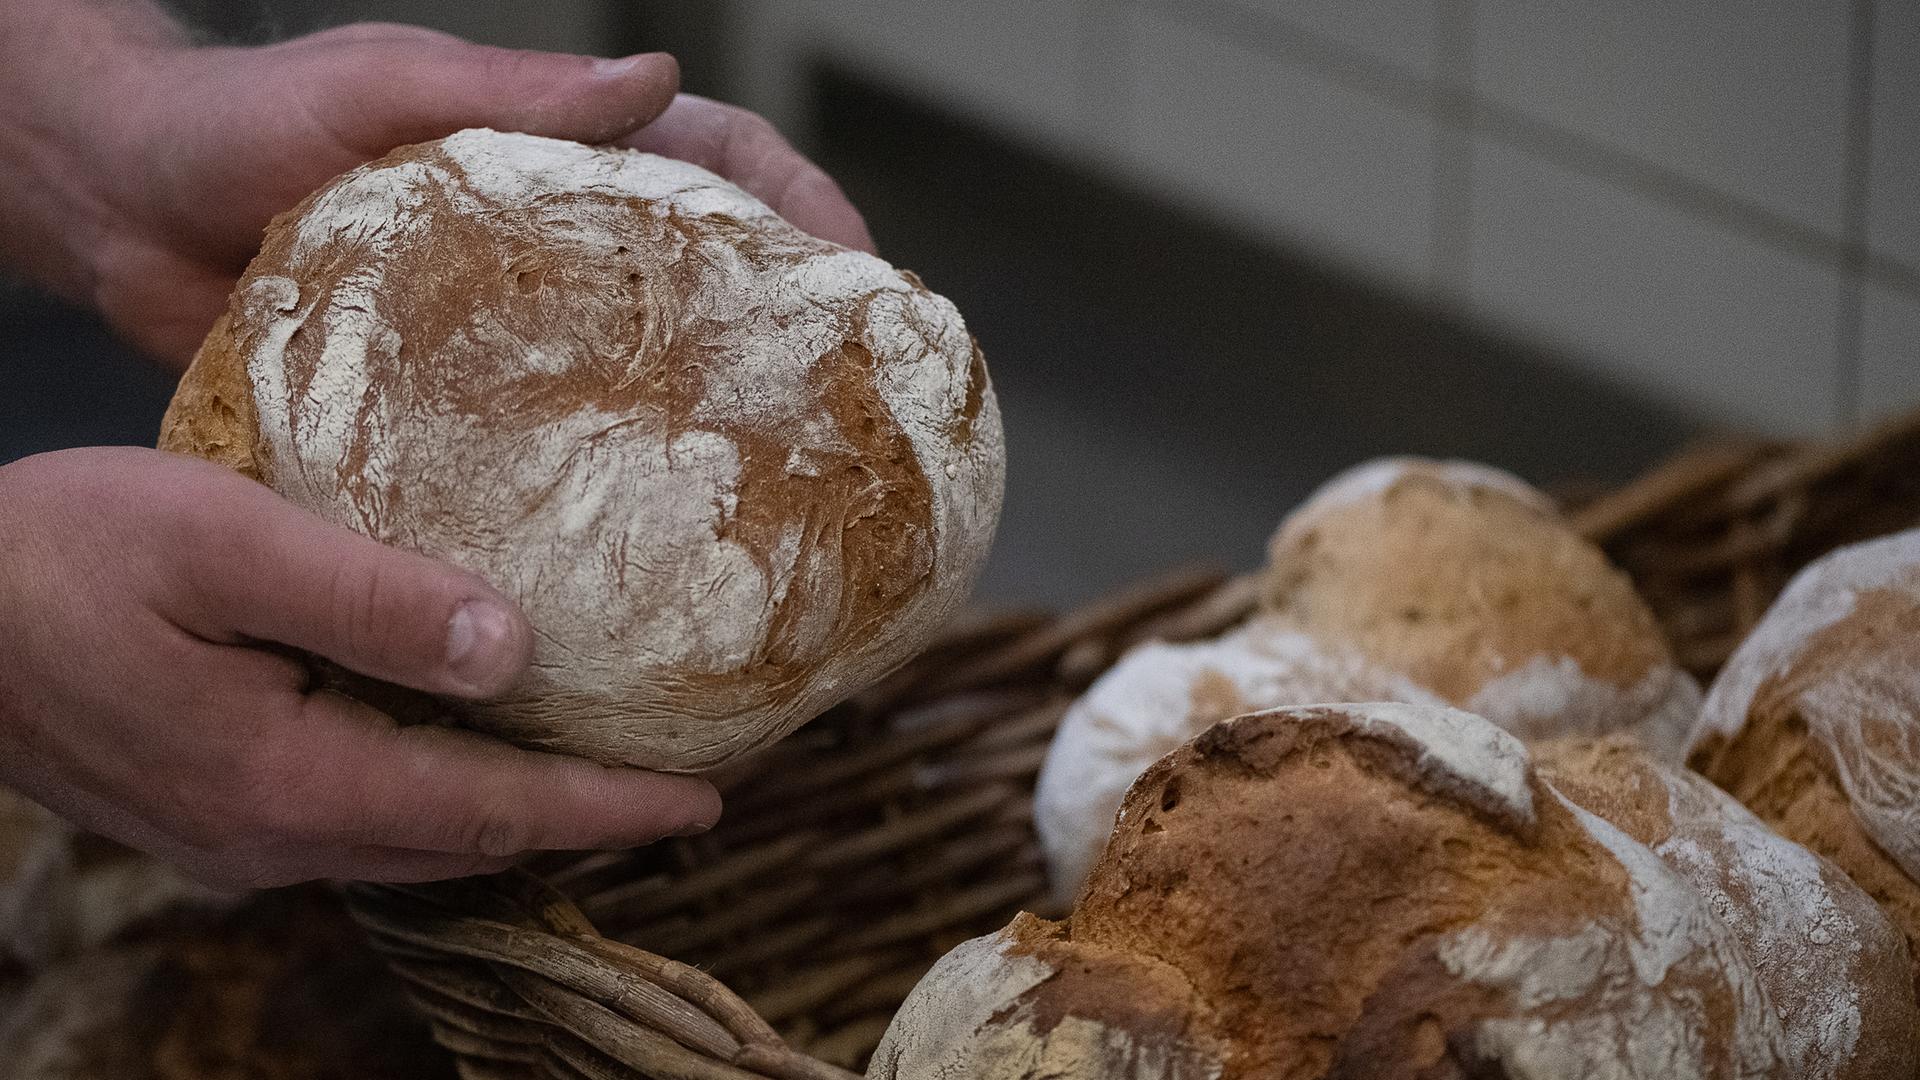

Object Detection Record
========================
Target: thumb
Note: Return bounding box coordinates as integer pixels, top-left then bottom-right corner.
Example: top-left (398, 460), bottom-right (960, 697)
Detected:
top-left (165, 458), bottom-right (533, 699)
top-left (295, 25), bottom-right (682, 156)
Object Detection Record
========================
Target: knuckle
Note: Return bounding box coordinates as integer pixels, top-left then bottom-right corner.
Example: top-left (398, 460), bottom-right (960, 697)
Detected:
top-left (481, 47), bottom-right (551, 89)
top-left (328, 560), bottom-right (392, 664)
top-left (228, 740), bottom-right (325, 840)
top-left (463, 809), bottom-right (540, 859)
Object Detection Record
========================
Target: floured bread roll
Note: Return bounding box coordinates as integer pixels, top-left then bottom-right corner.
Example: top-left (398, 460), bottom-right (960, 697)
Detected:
top-left (876, 704), bottom-right (1788, 1079)
top-left (1689, 531), bottom-right (1920, 989)
top-left (1537, 737), bottom-right (1920, 1080)
top-left (1034, 618), bottom-right (1444, 904)
top-left (1261, 458), bottom-right (1701, 759)
top-left (159, 129), bottom-right (1005, 771)
top-left (1036, 457), bottom-right (1699, 902)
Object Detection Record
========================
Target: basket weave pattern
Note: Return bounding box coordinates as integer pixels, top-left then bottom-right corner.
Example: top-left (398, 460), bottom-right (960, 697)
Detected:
top-left (348, 409), bottom-right (1920, 1080)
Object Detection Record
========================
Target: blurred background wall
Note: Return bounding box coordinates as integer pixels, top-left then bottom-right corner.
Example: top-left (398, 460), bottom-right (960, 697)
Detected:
top-left (727, 0), bottom-right (1917, 436)
top-left (5, 0), bottom-right (1915, 603)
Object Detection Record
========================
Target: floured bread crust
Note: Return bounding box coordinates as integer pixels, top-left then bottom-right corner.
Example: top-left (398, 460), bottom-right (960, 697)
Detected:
top-left (1260, 457), bottom-right (1701, 760)
top-left (894, 705), bottom-right (1788, 1079)
top-left (1691, 531), bottom-right (1920, 992)
top-left (159, 129), bottom-right (1005, 771)
top-left (1033, 617), bottom-right (1445, 904)
top-left (1538, 736), bottom-right (1920, 1080)
top-left (866, 914), bottom-right (1227, 1080)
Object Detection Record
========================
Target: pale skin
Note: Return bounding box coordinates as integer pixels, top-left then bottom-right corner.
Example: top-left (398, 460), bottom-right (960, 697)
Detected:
top-left (0, 0), bottom-right (875, 888)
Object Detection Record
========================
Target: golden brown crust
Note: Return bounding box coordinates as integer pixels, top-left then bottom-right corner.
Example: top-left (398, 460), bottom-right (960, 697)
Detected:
top-left (1062, 706), bottom-right (1784, 1079)
top-left (887, 706), bottom-right (1789, 1078)
top-left (1259, 461), bottom-right (1699, 758)
top-left (157, 313), bottom-right (266, 483)
top-left (1074, 714), bottom-right (1612, 1079)
top-left (1262, 464), bottom-right (1664, 700)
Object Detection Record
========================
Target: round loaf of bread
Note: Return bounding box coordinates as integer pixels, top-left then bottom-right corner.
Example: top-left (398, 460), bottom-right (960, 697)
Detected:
top-left (1260, 457), bottom-right (1701, 760)
top-left (1537, 736), bottom-right (1920, 1079)
top-left (878, 703), bottom-right (1788, 1079)
top-left (1689, 530), bottom-right (1920, 992)
top-left (1034, 617), bottom-right (1444, 904)
top-left (158, 129), bottom-right (1005, 771)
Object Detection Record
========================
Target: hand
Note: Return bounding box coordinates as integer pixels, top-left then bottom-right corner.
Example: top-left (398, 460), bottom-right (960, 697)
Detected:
top-left (0, 6), bottom-right (873, 367)
top-left (0, 447), bottom-right (721, 888)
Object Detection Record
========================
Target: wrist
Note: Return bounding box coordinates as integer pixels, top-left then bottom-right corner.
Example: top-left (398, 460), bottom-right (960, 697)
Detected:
top-left (0, 1), bottom-right (183, 301)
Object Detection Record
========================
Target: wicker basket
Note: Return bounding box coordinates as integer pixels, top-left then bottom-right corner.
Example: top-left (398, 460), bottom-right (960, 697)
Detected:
top-left (345, 407), bottom-right (1920, 1080)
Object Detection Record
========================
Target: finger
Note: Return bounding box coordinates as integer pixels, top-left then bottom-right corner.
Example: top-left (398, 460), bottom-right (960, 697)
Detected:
top-left (89, 236), bottom-right (238, 371)
top-left (622, 95), bottom-right (877, 253)
top-left (322, 846), bottom-right (521, 884)
top-left (179, 845), bottom-right (518, 890)
top-left (280, 691), bottom-right (721, 856)
top-left (297, 29), bottom-right (683, 156)
top-left (162, 462), bottom-right (533, 699)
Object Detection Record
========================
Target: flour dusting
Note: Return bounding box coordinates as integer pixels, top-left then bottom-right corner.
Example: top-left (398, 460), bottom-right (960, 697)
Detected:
top-left (1438, 795), bottom-right (1786, 1078)
top-left (1035, 619), bottom-right (1444, 903)
top-left (237, 128), bottom-right (1005, 770)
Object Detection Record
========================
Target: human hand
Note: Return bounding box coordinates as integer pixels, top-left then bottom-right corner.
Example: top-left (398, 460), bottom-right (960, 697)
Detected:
top-left (0, 5), bottom-right (872, 367)
top-left (0, 447), bottom-right (721, 888)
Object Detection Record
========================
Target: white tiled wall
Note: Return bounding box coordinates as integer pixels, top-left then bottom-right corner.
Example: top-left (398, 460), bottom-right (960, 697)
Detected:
top-left (1871, 0), bottom-right (1920, 268)
top-left (1120, 7), bottom-right (1436, 285)
top-left (1471, 142), bottom-right (1841, 432)
top-left (1474, 0), bottom-right (1854, 233)
top-left (1225, 0), bottom-right (1444, 79)
top-left (1863, 284), bottom-right (1920, 418)
top-left (729, 0), bottom-right (1920, 434)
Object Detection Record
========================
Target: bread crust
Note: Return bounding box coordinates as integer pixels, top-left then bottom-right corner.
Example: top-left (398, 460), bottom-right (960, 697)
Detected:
top-left (157, 313), bottom-right (266, 483)
top-left (1539, 736), bottom-right (1920, 1079)
top-left (1261, 458), bottom-right (1701, 759)
top-left (1034, 617), bottom-right (1444, 905)
top-left (161, 130), bottom-right (1004, 771)
top-left (887, 705), bottom-right (1789, 1079)
top-left (1692, 531), bottom-right (1920, 995)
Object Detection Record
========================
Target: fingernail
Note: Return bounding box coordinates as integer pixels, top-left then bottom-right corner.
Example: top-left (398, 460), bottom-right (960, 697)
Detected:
top-left (446, 600), bottom-right (519, 692)
top-left (592, 53), bottom-right (648, 77)
top-left (672, 819), bottom-right (715, 837)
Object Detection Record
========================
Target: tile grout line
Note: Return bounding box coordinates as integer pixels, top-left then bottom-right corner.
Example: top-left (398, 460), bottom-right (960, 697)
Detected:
top-left (1149, 0), bottom-right (1920, 303)
top-left (1835, 0), bottom-right (1877, 428)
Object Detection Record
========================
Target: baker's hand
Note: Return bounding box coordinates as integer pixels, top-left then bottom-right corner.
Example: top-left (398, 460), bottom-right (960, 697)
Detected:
top-left (0, 5), bottom-right (872, 367)
top-left (0, 447), bottom-right (721, 888)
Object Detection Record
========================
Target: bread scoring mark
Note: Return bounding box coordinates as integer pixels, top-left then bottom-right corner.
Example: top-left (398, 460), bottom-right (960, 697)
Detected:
top-left (1286, 702), bottom-right (1537, 831)
top-left (1035, 621), bottom-right (1445, 904)
top-left (232, 128), bottom-right (1004, 770)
